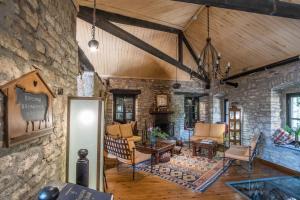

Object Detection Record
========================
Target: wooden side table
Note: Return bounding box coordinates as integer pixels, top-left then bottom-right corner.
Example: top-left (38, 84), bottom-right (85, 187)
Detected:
top-left (192, 140), bottom-right (218, 159)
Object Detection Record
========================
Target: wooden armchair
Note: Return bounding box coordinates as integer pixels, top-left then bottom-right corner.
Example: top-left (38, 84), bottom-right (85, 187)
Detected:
top-left (104, 135), bottom-right (150, 180)
top-left (223, 132), bottom-right (262, 173)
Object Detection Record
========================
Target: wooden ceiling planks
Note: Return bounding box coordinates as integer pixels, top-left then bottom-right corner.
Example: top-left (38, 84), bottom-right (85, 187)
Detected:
top-left (78, 0), bottom-right (201, 30)
top-left (77, 0), bottom-right (300, 79)
top-left (184, 6), bottom-right (300, 75)
top-left (76, 18), bottom-right (196, 80)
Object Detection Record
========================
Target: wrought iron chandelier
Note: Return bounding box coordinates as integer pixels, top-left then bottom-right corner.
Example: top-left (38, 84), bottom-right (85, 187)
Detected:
top-left (198, 6), bottom-right (231, 81)
top-left (88, 0), bottom-right (99, 52)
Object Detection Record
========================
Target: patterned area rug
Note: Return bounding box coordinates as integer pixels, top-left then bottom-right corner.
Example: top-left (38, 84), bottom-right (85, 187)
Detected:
top-left (136, 147), bottom-right (231, 192)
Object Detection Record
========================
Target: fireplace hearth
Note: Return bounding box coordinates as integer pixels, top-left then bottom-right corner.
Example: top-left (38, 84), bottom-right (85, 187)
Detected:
top-left (150, 111), bottom-right (174, 136)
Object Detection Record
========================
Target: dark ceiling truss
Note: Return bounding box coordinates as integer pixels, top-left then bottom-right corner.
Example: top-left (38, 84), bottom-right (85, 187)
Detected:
top-left (173, 0), bottom-right (300, 20)
top-left (223, 55), bottom-right (300, 81)
top-left (78, 46), bottom-right (95, 72)
top-left (78, 6), bottom-right (209, 83)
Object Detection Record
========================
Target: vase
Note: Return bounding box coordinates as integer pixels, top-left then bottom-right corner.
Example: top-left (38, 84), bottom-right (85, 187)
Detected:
top-left (150, 136), bottom-right (157, 147)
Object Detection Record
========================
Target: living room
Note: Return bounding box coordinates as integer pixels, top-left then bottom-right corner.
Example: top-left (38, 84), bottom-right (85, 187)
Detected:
top-left (1, 0), bottom-right (300, 200)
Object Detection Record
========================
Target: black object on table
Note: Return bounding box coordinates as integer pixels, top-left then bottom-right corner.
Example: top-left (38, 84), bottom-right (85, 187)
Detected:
top-left (57, 183), bottom-right (113, 200)
top-left (38, 186), bottom-right (60, 200)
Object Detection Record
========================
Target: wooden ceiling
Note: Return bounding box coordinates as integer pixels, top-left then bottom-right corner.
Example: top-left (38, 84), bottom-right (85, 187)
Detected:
top-left (77, 18), bottom-right (196, 80)
top-left (77, 0), bottom-right (300, 80)
top-left (78, 0), bottom-right (202, 30)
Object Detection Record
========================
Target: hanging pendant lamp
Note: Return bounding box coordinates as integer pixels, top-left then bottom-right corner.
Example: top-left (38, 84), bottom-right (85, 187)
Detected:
top-left (198, 6), bottom-right (231, 81)
top-left (88, 0), bottom-right (99, 52)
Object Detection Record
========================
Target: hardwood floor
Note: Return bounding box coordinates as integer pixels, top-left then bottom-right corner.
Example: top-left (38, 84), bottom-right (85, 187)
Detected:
top-left (104, 160), bottom-right (286, 200)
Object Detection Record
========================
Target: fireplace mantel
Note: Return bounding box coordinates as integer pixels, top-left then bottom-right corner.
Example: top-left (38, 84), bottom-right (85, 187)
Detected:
top-left (150, 111), bottom-right (174, 115)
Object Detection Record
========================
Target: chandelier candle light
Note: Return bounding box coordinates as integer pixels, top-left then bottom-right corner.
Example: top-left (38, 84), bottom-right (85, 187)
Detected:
top-left (88, 0), bottom-right (99, 52)
top-left (198, 6), bottom-right (231, 82)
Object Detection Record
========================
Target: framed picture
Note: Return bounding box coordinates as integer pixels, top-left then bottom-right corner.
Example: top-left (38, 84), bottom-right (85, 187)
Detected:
top-left (156, 94), bottom-right (168, 107)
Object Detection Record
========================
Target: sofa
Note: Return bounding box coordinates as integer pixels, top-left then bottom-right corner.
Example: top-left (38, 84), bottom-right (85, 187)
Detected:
top-left (106, 122), bottom-right (142, 142)
top-left (190, 122), bottom-right (226, 144)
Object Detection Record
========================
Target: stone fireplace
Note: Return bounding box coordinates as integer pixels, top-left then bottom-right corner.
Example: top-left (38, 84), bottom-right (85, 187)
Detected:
top-left (150, 111), bottom-right (174, 136)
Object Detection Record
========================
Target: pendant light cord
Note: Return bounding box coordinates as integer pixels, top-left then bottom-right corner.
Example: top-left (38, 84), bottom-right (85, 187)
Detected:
top-left (92, 0), bottom-right (96, 40)
top-left (207, 6), bottom-right (210, 39)
top-left (176, 36), bottom-right (178, 82)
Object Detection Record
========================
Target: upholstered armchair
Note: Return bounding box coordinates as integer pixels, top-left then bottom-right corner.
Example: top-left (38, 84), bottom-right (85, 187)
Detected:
top-left (104, 135), bottom-right (150, 180)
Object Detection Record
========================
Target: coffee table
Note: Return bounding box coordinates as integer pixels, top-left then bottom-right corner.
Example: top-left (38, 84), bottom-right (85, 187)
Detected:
top-left (192, 140), bottom-right (218, 159)
top-left (136, 141), bottom-right (175, 164)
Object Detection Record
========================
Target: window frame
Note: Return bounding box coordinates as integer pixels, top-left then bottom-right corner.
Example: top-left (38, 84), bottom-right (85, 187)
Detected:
top-left (224, 99), bottom-right (229, 124)
top-left (113, 94), bottom-right (136, 123)
top-left (184, 96), bottom-right (199, 129)
top-left (286, 92), bottom-right (300, 129)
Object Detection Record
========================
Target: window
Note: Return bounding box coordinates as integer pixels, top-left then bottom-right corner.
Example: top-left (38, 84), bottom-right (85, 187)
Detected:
top-left (287, 93), bottom-right (300, 130)
top-left (113, 95), bottom-right (135, 123)
top-left (184, 97), bottom-right (199, 128)
top-left (224, 99), bottom-right (229, 124)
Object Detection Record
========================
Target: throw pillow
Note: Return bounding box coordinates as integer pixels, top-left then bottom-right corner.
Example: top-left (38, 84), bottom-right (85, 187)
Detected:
top-left (273, 128), bottom-right (294, 144)
top-left (106, 124), bottom-right (121, 137)
top-left (120, 124), bottom-right (133, 138)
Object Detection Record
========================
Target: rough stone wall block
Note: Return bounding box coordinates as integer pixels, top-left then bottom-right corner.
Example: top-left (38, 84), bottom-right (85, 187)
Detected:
top-left (0, 0), bottom-right (78, 199)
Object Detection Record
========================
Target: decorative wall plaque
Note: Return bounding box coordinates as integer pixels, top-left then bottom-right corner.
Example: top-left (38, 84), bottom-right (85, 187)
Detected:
top-left (0, 70), bottom-right (55, 147)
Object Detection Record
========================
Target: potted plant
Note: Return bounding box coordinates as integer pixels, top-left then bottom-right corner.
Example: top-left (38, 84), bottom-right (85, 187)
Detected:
top-left (148, 127), bottom-right (168, 146)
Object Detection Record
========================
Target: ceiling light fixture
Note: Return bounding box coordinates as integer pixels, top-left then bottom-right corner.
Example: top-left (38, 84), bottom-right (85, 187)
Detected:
top-left (198, 6), bottom-right (231, 81)
top-left (88, 0), bottom-right (99, 52)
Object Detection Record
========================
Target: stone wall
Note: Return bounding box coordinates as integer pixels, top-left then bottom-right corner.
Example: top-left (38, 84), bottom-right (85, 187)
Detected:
top-left (213, 60), bottom-right (300, 172)
top-left (0, 0), bottom-right (78, 199)
top-left (105, 77), bottom-right (207, 140)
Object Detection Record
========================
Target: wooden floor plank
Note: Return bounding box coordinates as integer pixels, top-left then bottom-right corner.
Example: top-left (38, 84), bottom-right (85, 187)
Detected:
top-left (105, 160), bottom-right (286, 200)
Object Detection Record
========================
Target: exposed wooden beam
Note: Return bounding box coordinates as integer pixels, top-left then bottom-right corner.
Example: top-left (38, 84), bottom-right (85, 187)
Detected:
top-left (78, 6), bottom-right (181, 34)
top-left (173, 0), bottom-right (300, 19)
top-left (182, 33), bottom-right (199, 65)
top-left (223, 55), bottom-right (300, 81)
top-left (78, 7), bottom-right (209, 83)
top-left (78, 46), bottom-right (95, 72)
top-left (109, 89), bottom-right (141, 95)
top-left (178, 32), bottom-right (183, 64)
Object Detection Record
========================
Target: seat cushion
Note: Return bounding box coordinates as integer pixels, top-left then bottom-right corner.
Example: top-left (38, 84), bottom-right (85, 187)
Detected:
top-left (192, 136), bottom-right (223, 144)
top-left (194, 123), bottom-right (210, 137)
top-left (225, 146), bottom-right (250, 161)
top-left (127, 136), bottom-right (142, 142)
top-left (134, 151), bottom-right (151, 164)
top-left (118, 150), bottom-right (151, 164)
top-left (190, 135), bottom-right (202, 142)
top-left (120, 124), bottom-right (134, 138)
top-left (106, 124), bottom-right (121, 137)
top-left (209, 124), bottom-right (225, 139)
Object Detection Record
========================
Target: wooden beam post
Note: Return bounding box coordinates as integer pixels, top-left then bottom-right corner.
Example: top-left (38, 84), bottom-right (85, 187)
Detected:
top-left (182, 33), bottom-right (199, 65)
top-left (79, 6), bottom-right (181, 34)
top-left (173, 0), bottom-right (300, 20)
top-left (178, 32), bottom-right (183, 64)
top-left (78, 7), bottom-right (209, 83)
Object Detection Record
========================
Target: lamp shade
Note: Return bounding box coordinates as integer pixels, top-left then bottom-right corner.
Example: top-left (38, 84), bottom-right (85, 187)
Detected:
top-left (88, 39), bottom-right (99, 52)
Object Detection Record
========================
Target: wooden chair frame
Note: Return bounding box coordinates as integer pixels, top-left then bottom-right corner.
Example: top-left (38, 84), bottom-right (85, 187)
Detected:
top-left (223, 132), bottom-right (262, 174)
top-left (104, 135), bottom-right (137, 180)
